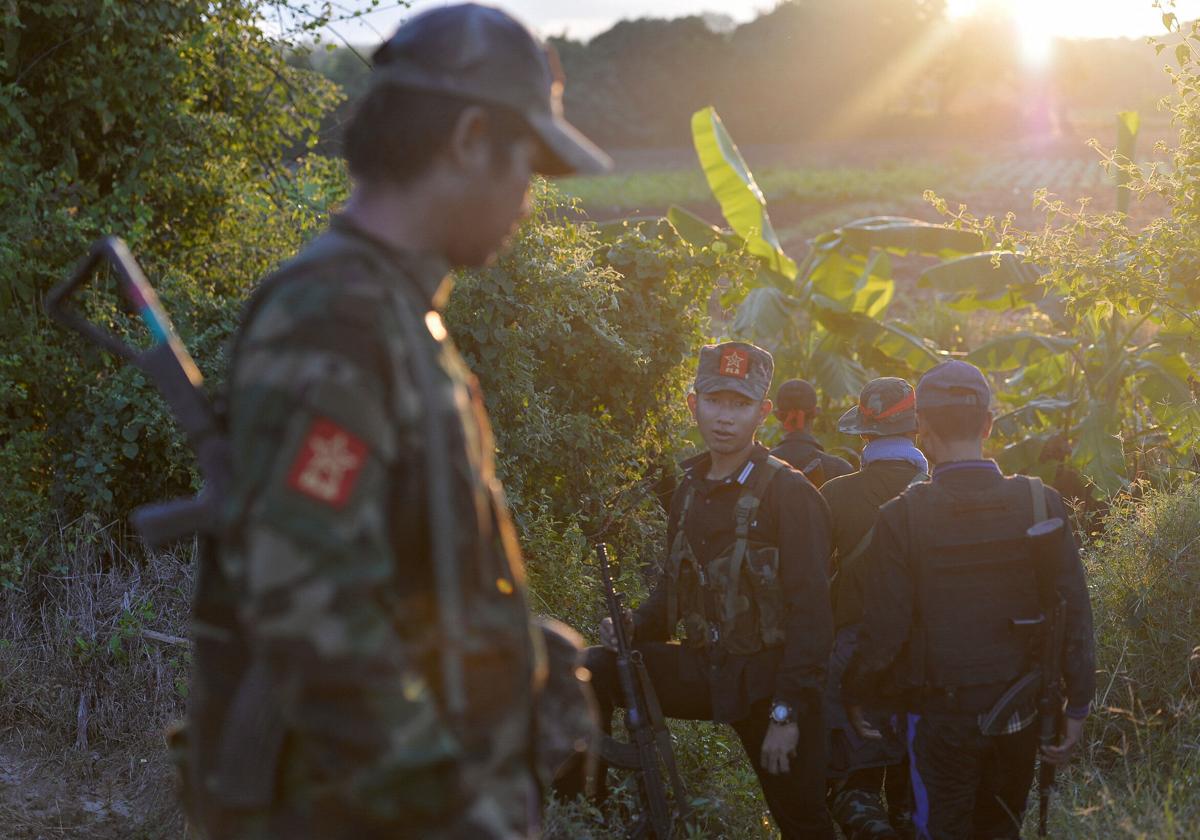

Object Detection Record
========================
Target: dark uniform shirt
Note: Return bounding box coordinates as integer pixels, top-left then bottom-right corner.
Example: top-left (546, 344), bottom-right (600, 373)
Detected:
top-left (633, 444), bottom-right (834, 722)
top-left (820, 460), bottom-right (922, 628)
top-left (843, 462), bottom-right (1096, 718)
top-left (771, 430), bottom-right (854, 484)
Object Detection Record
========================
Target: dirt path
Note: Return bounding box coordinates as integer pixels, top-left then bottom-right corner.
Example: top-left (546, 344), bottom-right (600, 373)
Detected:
top-left (0, 735), bottom-right (159, 839)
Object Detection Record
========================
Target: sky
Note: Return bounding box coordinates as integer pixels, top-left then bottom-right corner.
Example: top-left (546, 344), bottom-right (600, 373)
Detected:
top-left (314, 0), bottom-right (1200, 46)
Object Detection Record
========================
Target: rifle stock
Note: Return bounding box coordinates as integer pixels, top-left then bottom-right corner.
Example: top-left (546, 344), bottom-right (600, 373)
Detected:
top-left (596, 544), bottom-right (689, 839)
top-left (46, 237), bottom-right (229, 548)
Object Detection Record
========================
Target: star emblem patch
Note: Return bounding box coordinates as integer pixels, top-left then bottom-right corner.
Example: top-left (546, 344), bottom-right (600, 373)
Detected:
top-left (719, 346), bottom-right (750, 379)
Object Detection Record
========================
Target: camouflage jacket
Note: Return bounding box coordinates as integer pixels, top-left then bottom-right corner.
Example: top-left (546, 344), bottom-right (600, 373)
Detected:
top-left (208, 216), bottom-right (543, 837)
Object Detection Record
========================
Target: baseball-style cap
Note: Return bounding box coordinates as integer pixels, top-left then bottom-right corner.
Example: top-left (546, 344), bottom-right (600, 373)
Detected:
top-left (371, 3), bottom-right (612, 176)
top-left (775, 379), bottom-right (818, 413)
top-left (694, 341), bottom-right (774, 402)
top-left (916, 360), bottom-right (992, 410)
top-left (838, 377), bottom-right (917, 436)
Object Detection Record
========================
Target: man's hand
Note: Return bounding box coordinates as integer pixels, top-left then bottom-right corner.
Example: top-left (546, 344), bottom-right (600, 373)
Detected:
top-left (761, 722), bottom-right (799, 775)
top-left (846, 704), bottom-right (883, 740)
top-left (599, 608), bottom-right (635, 652)
top-left (1040, 715), bottom-right (1084, 766)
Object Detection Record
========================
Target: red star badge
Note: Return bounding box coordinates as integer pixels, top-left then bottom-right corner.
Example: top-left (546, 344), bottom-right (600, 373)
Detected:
top-left (719, 346), bottom-right (750, 379)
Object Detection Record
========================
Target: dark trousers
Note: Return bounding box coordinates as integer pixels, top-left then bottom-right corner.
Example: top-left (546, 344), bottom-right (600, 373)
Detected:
top-left (907, 714), bottom-right (1038, 840)
top-left (576, 642), bottom-right (835, 840)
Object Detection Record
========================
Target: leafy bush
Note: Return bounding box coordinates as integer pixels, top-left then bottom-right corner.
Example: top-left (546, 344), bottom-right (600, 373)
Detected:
top-left (1039, 482), bottom-right (1200, 837)
top-left (0, 1), bottom-right (342, 573)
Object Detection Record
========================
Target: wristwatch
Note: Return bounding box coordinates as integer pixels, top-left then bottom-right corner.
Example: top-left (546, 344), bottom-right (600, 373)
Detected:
top-left (768, 701), bottom-right (795, 726)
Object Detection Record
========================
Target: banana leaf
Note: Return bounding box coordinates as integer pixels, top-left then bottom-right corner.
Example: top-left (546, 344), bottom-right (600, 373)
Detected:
top-left (995, 433), bottom-right (1058, 482)
top-left (691, 107), bottom-right (797, 279)
top-left (810, 335), bottom-right (870, 402)
top-left (731, 286), bottom-right (803, 351)
top-left (835, 216), bottom-right (987, 258)
top-left (815, 307), bottom-right (943, 372)
top-left (991, 398), bottom-right (1076, 439)
top-left (1003, 353), bottom-right (1071, 394)
top-left (809, 250), bottom-right (894, 318)
top-left (666, 205), bottom-right (733, 249)
top-left (1135, 352), bottom-right (1195, 408)
top-left (918, 251), bottom-right (1046, 312)
top-left (1071, 403), bottom-right (1126, 495)
top-left (966, 333), bottom-right (1076, 370)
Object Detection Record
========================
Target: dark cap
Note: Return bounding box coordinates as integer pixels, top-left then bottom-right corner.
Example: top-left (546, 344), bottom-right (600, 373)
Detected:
top-left (775, 379), bottom-right (818, 413)
top-left (838, 377), bottom-right (917, 436)
top-left (694, 341), bottom-right (774, 401)
top-left (372, 3), bottom-right (612, 176)
top-left (916, 360), bottom-right (992, 410)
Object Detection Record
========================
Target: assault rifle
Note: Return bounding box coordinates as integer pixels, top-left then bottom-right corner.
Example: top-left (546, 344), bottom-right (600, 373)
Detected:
top-left (595, 543), bottom-right (690, 839)
top-left (45, 236), bottom-right (229, 548)
top-left (1027, 517), bottom-right (1067, 839)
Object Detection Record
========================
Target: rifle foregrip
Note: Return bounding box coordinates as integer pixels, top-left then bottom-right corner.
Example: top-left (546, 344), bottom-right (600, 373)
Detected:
top-left (131, 496), bottom-right (214, 549)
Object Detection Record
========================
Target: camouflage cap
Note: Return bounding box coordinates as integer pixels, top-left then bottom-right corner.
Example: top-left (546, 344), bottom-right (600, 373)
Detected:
top-left (837, 377), bottom-right (917, 437)
top-left (694, 341), bottom-right (774, 401)
top-left (916, 360), bottom-right (992, 410)
top-left (371, 4), bottom-right (612, 176)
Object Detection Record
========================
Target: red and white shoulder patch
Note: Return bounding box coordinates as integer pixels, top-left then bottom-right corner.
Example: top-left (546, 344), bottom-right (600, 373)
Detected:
top-left (286, 417), bottom-right (367, 508)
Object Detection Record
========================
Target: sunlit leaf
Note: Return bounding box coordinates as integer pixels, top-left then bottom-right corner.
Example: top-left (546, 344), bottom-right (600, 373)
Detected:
top-left (730, 286), bottom-right (802, 351)
top-left (810, 334), bottom-right (869, 402)
top-left (690, 107), bottom-right (797, 278)
top-left (837, 216), bottom-right (987, 258)
top-left (966, 333), bottom-right (1076, 370)
top-left (991, 398), bottom-right (1076, 438)
top-left (1072, 403), bottom-right (1126, 494)
top-left (666, 205), bottom-right (727, 247)
top-left (918, 251), bottom-right (1045, 312)
top-left (995, 434), bottom-right (1058, 482)
top-left (1116, 110), bottom-right (1140, 215)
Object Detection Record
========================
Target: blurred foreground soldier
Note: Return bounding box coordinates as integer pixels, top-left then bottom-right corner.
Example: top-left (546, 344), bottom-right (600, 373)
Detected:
top-left (181, 5), bottom-right (610, 838)
top-left (821, 378), bottom-right (928, 839)
top-left (770, 378), bottom-right (854, 487)
top-left (560, 342), bottom-right (838, 839)
top-left (842, 362), bottom-right (1095, 840)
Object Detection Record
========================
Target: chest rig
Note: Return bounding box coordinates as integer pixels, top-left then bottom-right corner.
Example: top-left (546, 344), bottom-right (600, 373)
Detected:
top-left (665, 456), bottom-right (788, 656)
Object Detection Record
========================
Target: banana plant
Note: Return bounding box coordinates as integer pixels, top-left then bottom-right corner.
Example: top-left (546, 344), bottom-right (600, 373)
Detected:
top-left (671, 105), bottom-right (1197, 495)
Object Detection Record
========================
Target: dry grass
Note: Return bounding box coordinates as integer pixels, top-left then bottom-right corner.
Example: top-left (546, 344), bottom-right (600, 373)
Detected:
top-left (0, 516), bottom-right (191, 838)
top-left (3, 483), bottom-right (1199, 838)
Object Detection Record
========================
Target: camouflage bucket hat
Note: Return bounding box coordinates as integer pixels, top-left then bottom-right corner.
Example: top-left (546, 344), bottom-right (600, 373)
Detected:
top-left (838, 377), bottom-right (917, 436)
top-left (371, 3), bottom-right (612, 176)
top-left (693, 341), bottom-right (774, 402)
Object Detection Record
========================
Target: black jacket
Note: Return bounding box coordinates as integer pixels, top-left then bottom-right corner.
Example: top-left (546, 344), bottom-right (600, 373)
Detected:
top-left (770, 430), bottom-right (854, 485)
top-left (634, 444), bottom-right (834, 722)
top-left (843, 462), bottom-right (1096, 718)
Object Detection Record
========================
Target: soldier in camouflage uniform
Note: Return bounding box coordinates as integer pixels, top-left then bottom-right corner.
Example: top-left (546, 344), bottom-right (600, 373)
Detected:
top-left (563, 342), bottom-right (837, 839)
top-left (180, 5), bottom-right (610, 838)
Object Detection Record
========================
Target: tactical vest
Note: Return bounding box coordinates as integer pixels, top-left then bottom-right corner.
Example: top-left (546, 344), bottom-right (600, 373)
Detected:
top-left (665, 456), bottom-right (789, 656)
top-left (184, 227), bottom-right (541, 829)
top-left (904, 475), bottom-right (1047, 698)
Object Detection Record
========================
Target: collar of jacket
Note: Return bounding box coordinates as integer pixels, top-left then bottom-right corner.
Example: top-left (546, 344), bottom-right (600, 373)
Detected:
top-left (680, 442), bottom-right (770, 485)
top-left (330, 214), bottom-right (453, 310)
top-left (932, 459), bottom-right (1002, 481)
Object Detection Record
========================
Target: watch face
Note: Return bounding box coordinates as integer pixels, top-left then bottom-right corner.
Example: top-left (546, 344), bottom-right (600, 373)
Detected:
top-left (771, 704), bottom-right (788, 722)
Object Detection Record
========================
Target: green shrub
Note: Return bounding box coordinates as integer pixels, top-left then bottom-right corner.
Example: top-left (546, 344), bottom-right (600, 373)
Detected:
top-left (1041, 482), bottom-right (1200, 836)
